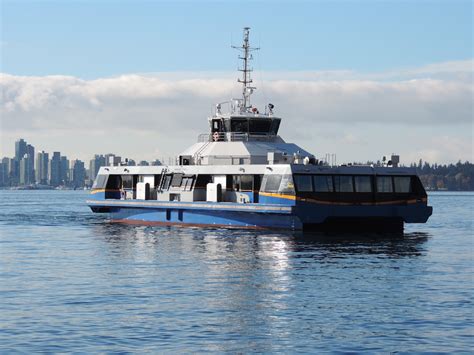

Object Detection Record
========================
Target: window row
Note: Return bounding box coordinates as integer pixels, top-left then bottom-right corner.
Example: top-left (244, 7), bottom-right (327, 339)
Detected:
top-left (161, 174), bottom-right (195, 191)
top-left (293, 174), bottom-right (412, 193)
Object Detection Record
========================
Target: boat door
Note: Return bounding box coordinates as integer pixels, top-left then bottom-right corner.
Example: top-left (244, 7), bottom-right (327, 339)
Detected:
top-left (253, 175), bottom-right (261, 203)
top-left (211, 119), bottom-right (223, 141)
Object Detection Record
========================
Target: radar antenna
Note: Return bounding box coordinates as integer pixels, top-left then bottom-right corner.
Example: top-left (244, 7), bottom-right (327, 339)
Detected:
top-left (232, 27), bottom-right (259, 111)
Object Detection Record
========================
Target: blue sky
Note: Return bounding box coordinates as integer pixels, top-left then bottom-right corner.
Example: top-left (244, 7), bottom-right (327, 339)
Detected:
top-left (1, 1), bottom-right (472, 164)
top-left (2, 0), bottom-right (472, 78)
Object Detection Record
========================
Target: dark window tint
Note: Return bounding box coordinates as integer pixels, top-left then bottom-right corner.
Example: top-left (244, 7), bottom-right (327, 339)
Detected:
top-left (162, 175), bottom-right (172, 190)
top-left (394, 176), bottom-right (411, 193)
top-left (270, 119), bottom-right (281, 135)
top-left (354, 176), bottom-right (372, 192)
top-left (279, 174), bottom-right (295, 194)
top-left (171, 174), bottom-right (183, 187)
top-left (241, 175), bottom-right (253, 191)
top-left (195, 175), bottom-right (212, 188)
top-left (121, 175), bottom-right (133, 189)
top-left (377, 176), bottom-right (393, 193)
top-left (313, 175), bottom-right (333, 192)
top-left (182, 176), bottom-right (195, 191)
top-left (231, 119), bottom-right (248, 133)
top-left (264, 175), bottom-right (282, 192)
top-left (249, 119), bottom-right (272, 133)
top-left (92, 175), bottom-right (108, 189)
top-left (334, 175), bottom-right (354, 192)
top-left (154, 175), bottom-right (162, 187)
top-left (294, 175), bottom-right (313, 192)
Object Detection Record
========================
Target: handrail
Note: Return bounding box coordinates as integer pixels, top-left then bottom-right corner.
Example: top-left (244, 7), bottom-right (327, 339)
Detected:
top-left (197, 132), bottom-right (278, 142)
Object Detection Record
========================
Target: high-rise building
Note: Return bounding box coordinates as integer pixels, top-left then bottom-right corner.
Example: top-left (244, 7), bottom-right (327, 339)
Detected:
top-left (49, 152), bottom-right (61, 187)
top-left (13, 139), bottom-right (28, 184)
top-left (26, 144), bottom-right (35, 184)
top-left (5, 158), bottom-right (17, 186)
top-left (19, 155), bottom-right (32, 185)
top-left (60, 156), bottom-right (69, 185)
top-left (0, 159), bottom-right (7, 186)
top-left (15, 139), bottom-right (27, 161)
top-left (89, 155), bottom-right (106, 184)
top-left (1, 157), bottom-right (12, 186)
top-left (35, 151), bottom-right (49, 185)
top-left (71, 160), bottom-right (86, 188)
top-left (105, 153), bottom-right (121, 166)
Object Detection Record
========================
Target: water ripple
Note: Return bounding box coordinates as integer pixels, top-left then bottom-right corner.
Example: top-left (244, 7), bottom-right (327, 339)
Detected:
top-left (0, 191), bottom-right (472, 352)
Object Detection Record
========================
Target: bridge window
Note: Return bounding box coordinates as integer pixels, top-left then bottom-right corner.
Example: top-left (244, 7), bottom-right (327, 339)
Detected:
top-left (377, 176), bottom-right (393, 193)
top-left (294, 174), bottom-right (313, 192)
top-left (231, 118), bottom-right (249, 133)
top-left (249, 119), bottom-right (272, 134)
top-left (314, 175), bottom-right (333, 192)
top-left (394, 176), bottom-right (411, 193)
top-left (334, 175), bottom-right (354, 192)
top-left (354, 176), bottom-right (372, 192)
top-left (270, 119), bottom-right (281, 135)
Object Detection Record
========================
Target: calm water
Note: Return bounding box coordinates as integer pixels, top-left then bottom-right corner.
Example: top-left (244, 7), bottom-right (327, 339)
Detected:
top-left (0, 191), bottom-right (472, 352)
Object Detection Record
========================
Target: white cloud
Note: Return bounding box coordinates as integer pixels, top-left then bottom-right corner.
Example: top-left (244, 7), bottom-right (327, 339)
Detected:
top-left (0, 60), bottom-right (472, 164)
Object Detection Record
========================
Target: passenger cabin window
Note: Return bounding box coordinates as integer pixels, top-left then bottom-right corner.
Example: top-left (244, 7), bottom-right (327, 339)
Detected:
top-left (171, 173), bottom-right (183, 187)
top-left (294, 175), bottom-right (313, 192)
top-left (394, 176), bottom-right (411, 193)
top-left (313, 175), bottom-right (333, 192)
top-left (181, 175), bottom-right (195, 191)
top-left (334, 175), bottom-right (354, 192)
top-left (161, 175), bottom-right (172, 190)
top-left (240, 175), bottom-right (253, 191)
top-left (105, 175), bottom-right (121, 190)
top-left (377, 176), bottom-right (393, 193)
top-left (121, 175), bottom-right (133, 189)
top-left (229, 175), bottom-right (253, 191)
top-left (92, 175), bottom-right (108, 189)
top-left (354, 176), bottom-right (372, 193)
top-left (195, 175), bottom-right (212, 189)
top-left (264, 175), bottom-right (283, 193)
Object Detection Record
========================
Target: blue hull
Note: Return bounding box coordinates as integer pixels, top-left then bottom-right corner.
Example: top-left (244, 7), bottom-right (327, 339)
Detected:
top-left (87, 199), bottom-right (432, 231)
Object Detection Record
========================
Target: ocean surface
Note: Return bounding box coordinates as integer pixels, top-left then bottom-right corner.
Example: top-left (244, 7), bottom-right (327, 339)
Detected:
top-left (0, 190), bottom-right (472, 352)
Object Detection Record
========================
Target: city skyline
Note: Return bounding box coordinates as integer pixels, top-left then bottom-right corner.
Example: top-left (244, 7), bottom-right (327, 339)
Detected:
top-left (1, 1), bottom-right (472, 164)
top-left (0, 137), bottom-right (164, 188)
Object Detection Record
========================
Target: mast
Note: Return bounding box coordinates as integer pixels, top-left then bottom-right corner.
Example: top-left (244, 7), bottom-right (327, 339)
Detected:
top-left (232, 27), bottom-right (259, 111)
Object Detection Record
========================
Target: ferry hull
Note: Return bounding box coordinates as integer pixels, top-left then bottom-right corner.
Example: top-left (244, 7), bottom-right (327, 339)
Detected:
top-left (87, 199), bottom-right (432, 232)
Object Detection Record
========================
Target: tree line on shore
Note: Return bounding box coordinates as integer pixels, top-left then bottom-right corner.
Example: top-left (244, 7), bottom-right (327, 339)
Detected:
top-left (412, 160), bottom-right (473, 191)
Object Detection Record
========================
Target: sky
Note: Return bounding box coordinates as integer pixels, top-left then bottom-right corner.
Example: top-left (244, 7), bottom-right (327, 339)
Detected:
top-left (1, 0), bottom-right (473, 165)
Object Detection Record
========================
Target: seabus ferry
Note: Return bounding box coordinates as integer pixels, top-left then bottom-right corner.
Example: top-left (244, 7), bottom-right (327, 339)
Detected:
top-left (87, 28), bottom-right (432, 231)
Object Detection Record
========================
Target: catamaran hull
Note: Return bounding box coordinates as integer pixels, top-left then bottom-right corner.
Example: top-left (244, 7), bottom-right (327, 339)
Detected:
top-left (87, 199), bottom-right (432, 232)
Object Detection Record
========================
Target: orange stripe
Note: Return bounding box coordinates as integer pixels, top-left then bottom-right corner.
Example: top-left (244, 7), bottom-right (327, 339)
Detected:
top-left (259, 192), bottom-right (297, 200)
top-left (260, 192), bottom-right (426, 206)
top-left (90, 189), bottom-right (121, 194)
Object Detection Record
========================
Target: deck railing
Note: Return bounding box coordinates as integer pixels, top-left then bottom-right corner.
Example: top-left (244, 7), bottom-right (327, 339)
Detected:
top-left (198, 132), bottom-right (278, 142)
